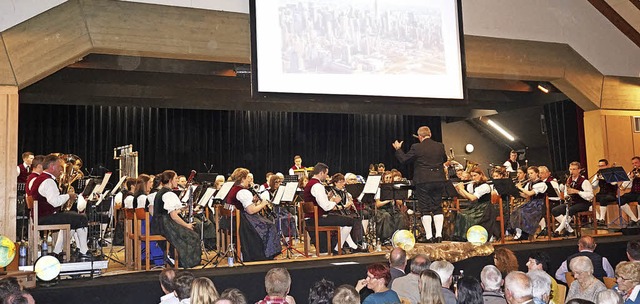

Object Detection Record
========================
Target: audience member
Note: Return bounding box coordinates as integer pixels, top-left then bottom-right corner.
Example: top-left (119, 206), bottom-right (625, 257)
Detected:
top-left (613, 261), bottom-right (640, 303)
top-left (596, 289), bottom-right (623, 304)
top-left (159, 268), bottom-right (179, 304)
top-left (526, 252), bottom-right (560, 304)
top-left (355, 264), bottom-right (400, 304)
top-left (565, 256), bottom-right (606, 302)
top-left (430, 260), bottom-right (457, 304)
top-left (388, 247), bottom-right (407, 286)
top-left (3, 290), bottom-right (35, 304)
top-left (418, 269), bottom-right (445, 304)
top-left (555, 236), bottom-right (614, 283)
top-left (456, 276), bottom-right (483, 304)
top-left (628, 240), bottom-right (640, 262)
top-left (494, 248), bottom-right (520, 278)
top-left (174, 272), bottom-right (196, 303)
top-left (481, 265), bottom-right (506, 304)
top-left (309, 279), bottom-right (335, 304)
top-left (504, 271), bottom-right (533, 304)
top-left (257, 268), bottom-right (294, 304)
top-left (0, 277), bottom-right (21, 300)
top-left (332, 285), bottom-right (360, 304)
top-left (191, 277), bottom-right (219, 304)
top-left (219, 288), bottom-right (247, 304)
top-left (565, 300), bottom-right (594, 304)
top-left (527, 270), bottom-right (551, 304)
top-left (391, 254), bottom-right (430, 304)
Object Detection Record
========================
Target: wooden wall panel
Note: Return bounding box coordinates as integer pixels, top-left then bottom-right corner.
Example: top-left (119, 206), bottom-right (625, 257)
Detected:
top-left (0, 86), bottom-right (18, 240)
top-left (605, 115), bottom-right (634, 166)
top-left (1, 0), bottom-right (92, 88)
top-left (600, 76), bottom-right (640, 109)
top-left (583, 111), bottom-right (607, 175)
top-left (0, 35), bottom-right (17, 86)
top-left (83, 0), bottom-right (250, 64)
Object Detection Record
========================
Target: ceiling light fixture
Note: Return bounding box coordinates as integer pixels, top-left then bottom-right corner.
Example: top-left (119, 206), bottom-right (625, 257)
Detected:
top-left (486, 119), bottom-right (516, 141)
top-left (537, 84), bottom-right (550, 93)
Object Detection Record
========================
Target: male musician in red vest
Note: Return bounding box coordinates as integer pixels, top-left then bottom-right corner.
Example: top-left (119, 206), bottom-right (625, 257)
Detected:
top-left (25, 155), bottom-right (45, 197)
top-left (16, 152), bottom-right (34, 183)
top-left (551, 162), bottom-right (594, 237)
top-left (288, 155), bottom-right (305, 176)
top-left (31, 154), bottom-right (92, 261)
top-left (303, 163), bottom-right (360, 254)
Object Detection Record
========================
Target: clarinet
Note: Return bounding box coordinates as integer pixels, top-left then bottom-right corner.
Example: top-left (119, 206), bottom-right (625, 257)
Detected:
top-left (185, 170), bottom-right (197, 223)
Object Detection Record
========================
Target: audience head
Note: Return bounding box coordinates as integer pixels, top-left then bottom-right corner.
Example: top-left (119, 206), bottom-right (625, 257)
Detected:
top-left (3, 290), bottom-right (35, 304)
top-left (504, 271), bottom-right (532, 304)
top-left (565, 299), bottom-right (594, 304)
top-left (627, 239), bottom-right (640, 262)
top-left (429, 260), bottom-right (454, 288)
top-left (615, 261), bottom-right (640, 294)
top-left (309, 279), bottom-right (335, 304)
top-left (526, 251), bottom-right (551, 272)
top-left (219, 288), bottom-right (247, 304)
top-left (264, 268), bottom-right (291, 297)
top-left (578, 236), bottom-right (596, 251)
top-left (389, 247), bottom-right (407, 270)
top-left (159, 268), bottom-right (176, 295)
top-left (0, 278), bottom-right (22, 303)
top-left (596, 289), bottom-right (623, 304)
top-left (456, 276), bottom-right (483, 304)
top-left (527, 270), bottom-right (551, 304)
top-left (409, 254), bottom-right (431, 275)
top-left (569, 256), bottom-right (594, 284)
top-left (190, 277), bottom-right (219, 304)
top-left (418, 269), bottom-right (445, 304)
top-left (331, 284), bottom-right (360, 304)
top-left (366, 263), bottom-right (391, 290)
top-left (494, 248), bottom-right (519, 277)
top-left (173, 271), bottom-right (196, 300)
top-left (480, 265), bottom-right (503, 292)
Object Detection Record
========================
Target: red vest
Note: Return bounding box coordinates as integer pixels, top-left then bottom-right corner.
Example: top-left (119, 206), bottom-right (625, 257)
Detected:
top-left (25, 172), bottom-right (40, 196)
top-left (226, 185), bottom-right (246, 211)
top-left (17, 164), bottom-right (30, 183)
top-left (30, 173), bottom-right (60, 219)
top-left (303, 178), bottom-right (325, 217)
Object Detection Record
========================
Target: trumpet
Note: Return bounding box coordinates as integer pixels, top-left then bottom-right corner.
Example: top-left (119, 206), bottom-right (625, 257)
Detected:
top-left (629, 168), bottom-right (640, 179)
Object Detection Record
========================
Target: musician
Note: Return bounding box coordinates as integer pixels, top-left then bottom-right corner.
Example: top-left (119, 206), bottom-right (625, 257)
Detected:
top-left (511, 166), bottom-right (547, 241)
top-left (393, 126), bottom-right (447, 243)
top-left (590, 159), bottom-right (617, 224)
top-left (115, 177), bottom-right (136, 210)
top-left (264, 174), bottom-right (298, 239)
top-left (377, 163), bottom-right (386, 175)
top-left (288, 155), bottom-right (305, 176)
top-left (227, 168), bottom-right (281, 261)
top-left (454, 167), bottom-right (500, 240)
top-left (491, 167), bottom-right (511, 231)
top-left (373, 172), bottom-right (409, 243)
top-left (503, 151), bottom-right (520, 173)
top-left (147, 173), bottom-right (163, 215)
top-left (303, 163), bottom-right (360, 254)
top-left (25, 155), bottom-right (45, 197)
top-left (538, 166), bottom-right (561, 236)
top-left (619, 156), bottom-right (640, 225)
top-left (260, 172), bottom-right (274, 193)
top-left (130, 174), bottom-right (153, 209)
top-left (551, 162), bottom-right (594, 237)
top-left (17, 151), bottom-right (34, 183)
top-left (330, 173), bottom-right (367, 252)
top-left (151, 170), bottom-right (202, 268)
top-left (31, 154), bottom-right (91, 261)
top-left (177, 175), bottom-right (187, 190)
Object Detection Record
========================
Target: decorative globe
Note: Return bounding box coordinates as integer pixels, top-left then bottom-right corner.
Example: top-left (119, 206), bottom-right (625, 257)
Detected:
top-left (0, 235), bottom-right (16, 268)
top-left (466, 225), bottom-right (488, 244)
top-left (34, 255), bottom-right (61, 281)
top-left (392, 229), bottom-right (416, 251)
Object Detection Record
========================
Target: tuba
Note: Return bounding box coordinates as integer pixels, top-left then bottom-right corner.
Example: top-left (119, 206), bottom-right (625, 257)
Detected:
top-left (58, 154), bottom-right (86, 212)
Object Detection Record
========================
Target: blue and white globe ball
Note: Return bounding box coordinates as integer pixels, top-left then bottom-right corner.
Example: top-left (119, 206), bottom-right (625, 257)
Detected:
top-left (466, 225), bottom-right (488, 244)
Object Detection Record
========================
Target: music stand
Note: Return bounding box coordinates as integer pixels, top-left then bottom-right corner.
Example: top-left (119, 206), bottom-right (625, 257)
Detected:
top-left (277, 182), bottom-right (305, 258)
top-left (601, 167), bottom-right (630, 227)
top-left (491, 179), bottom-right (520, 198)
top-left (205, 182), bottom-right (244, 268)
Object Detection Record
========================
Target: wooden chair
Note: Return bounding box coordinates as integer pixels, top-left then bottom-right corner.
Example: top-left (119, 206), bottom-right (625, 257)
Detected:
top-left (603, 276), bottom-right (617, 289)
top-left (491, 192), bottom-right (505, 244)
top-left (299, 202), bottom-right (341, 257)
top-left (134, 209), bottom-right (178, 270)
top-left (556, 283), bottom-right (567, 304)
top-left (123, 208), bottom-right (139, 270)
top-left (28, 201), bottom-right (71, 264)
top-left (215, 205), bottom-right (241, 261)
top-left (544, 196), bottom-right (552, 241)
top-left (575, 200), bottom-right (598, 236)
top-left (565, 272), bottom-right (575, 287)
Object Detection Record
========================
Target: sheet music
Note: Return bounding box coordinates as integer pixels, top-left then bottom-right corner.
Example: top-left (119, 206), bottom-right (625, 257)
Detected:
top-left (197, 188), bottom-right (215, 206)
top-left (181, 185), bottom-right (198, 203)
top-left (214, 181), bottom-right (235, 200)
top-left (106, 175), bottom-right (127, 197)
top-left (363, 175), bottom-right (382, 194)
top-left (91, 172), bottom-right (113, 197)
top-left (271, 186), bottom-right (286, 205)
top-left (281, 182), bottom-right (298, 202)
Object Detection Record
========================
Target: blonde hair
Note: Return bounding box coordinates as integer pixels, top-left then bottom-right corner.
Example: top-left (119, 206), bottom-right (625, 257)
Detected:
top-left (616, 261), bottom-right (640, 283)
top-left (230, 168), bottom-right (250, 184)
top-left (190, 277), bottom-right (219, 304)
top-left (419, 269), bottom-right (445, 304)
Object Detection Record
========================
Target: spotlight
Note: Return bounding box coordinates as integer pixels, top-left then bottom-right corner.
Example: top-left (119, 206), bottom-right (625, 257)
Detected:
top-left (486, 119), bottom-right (516, 141)
top-left (537, 83), bottom-right (550, 93)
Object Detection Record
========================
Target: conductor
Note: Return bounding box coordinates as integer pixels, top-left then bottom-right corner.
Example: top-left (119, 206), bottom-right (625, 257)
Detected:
top-left (393, 126), bottom-right (447, 243)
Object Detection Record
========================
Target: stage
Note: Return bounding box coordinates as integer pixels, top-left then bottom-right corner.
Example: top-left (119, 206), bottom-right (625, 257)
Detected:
top-left (27, 233), bottom-right (638, 304)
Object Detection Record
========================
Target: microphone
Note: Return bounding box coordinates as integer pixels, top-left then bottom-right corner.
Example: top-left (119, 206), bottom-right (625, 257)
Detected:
top-left (98, 165), bottom-right (110, 171)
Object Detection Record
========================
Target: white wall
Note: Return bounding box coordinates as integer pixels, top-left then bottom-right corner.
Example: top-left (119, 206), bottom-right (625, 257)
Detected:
top-left (1, 0), bottom-right (638, 77)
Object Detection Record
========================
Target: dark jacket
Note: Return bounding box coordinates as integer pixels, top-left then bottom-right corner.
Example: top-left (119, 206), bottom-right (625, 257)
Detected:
top-left (395, 138), bottom-right (447, 184)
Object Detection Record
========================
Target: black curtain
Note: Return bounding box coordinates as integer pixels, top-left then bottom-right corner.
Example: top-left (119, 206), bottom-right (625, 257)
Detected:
top-left (543, 100), bottom-right (584, 176)
top-left (19, 104), bottom-right (440, 182)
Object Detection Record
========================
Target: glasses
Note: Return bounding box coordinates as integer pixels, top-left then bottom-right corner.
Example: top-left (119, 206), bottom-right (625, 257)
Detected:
top-left (616, 275), bottom-right (632, 281)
